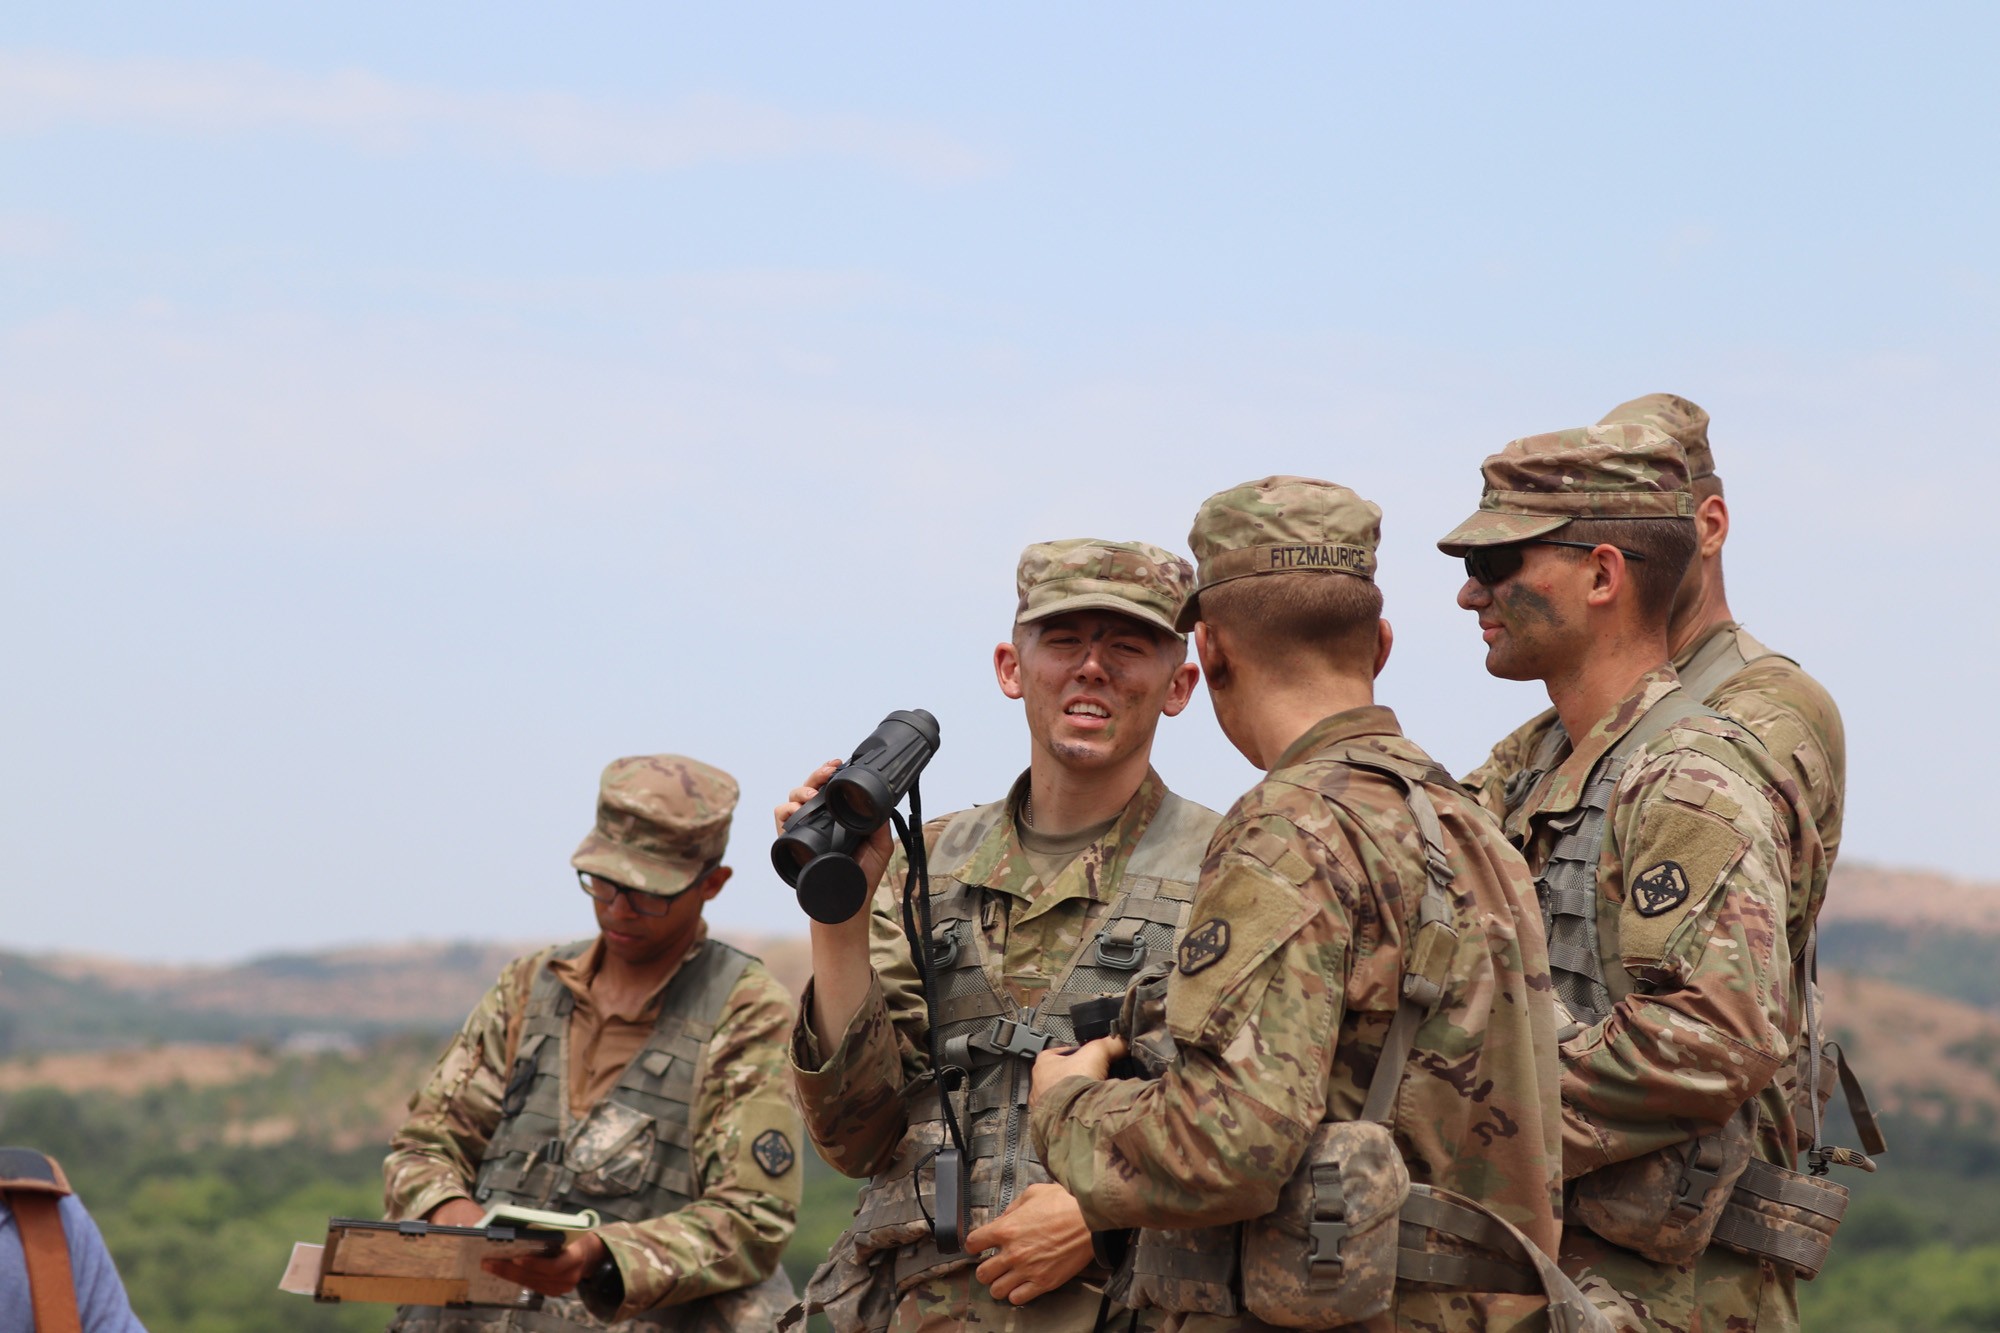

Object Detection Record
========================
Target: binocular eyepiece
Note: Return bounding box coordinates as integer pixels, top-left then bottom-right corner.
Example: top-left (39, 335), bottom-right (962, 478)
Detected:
top-left (772, 709), bottom-right (941, 924)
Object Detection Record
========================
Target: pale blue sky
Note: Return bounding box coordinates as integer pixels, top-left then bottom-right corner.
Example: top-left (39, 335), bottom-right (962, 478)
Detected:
top-left (3, 4), bottom-right (1994, 960)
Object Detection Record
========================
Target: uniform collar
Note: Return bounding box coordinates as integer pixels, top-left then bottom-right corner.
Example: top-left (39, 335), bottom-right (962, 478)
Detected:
top-left (1272, 704), bottom-right (1404, 771)
top-left (549, 922), bottom-right (709, 1023)
top-left (1672, 620), bottom-right (1741, 672)
top-left (1518, 665), bottom-right (1683, 820)
top-left (946, 766), bottom-right (1169, 922)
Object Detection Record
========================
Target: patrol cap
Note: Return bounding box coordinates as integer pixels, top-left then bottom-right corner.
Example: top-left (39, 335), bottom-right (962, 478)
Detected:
top-left (1015, 538), bottom-right (1195, 639)
top-left (1176, 476), bottom-right (1381, 633)
top-left (571, 755), bottom-right (738, 897)
top-left (1435, 423), bottom-right (1694, 556)
top-left (1599, 392), bottom-right (1714, 483)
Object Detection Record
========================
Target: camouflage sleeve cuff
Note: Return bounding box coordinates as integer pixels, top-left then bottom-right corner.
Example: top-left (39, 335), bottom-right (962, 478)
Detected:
top-left (394, 1181), bottom-right (473, 1224)
top-left (790, 973), bottom-right (910, 1168)
top-left (1027, 1074), bottom-right (1101, 1168)
top-left (594, 1224), bottom-right (673, 1318)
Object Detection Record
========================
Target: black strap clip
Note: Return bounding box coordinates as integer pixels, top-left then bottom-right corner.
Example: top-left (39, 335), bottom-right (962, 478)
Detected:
top-left (978, 1016), bottom-right (1056, 1060)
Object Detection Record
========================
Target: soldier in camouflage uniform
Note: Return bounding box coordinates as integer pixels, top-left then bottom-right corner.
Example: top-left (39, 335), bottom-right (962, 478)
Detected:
top-left (1458, 396), bottom-right (1849, 1332)
top-left (1027, 477), bottom-right (1578, 1333)
top-left (383, 755), bottom-right (802, 1332)
top-left (778, 540), bottom-right (1223, 1333)
top-left (1440, 427), bottom-right (1824, 1332)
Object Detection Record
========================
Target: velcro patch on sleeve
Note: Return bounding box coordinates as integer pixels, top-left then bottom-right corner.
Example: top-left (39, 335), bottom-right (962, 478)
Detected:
top-left (1233, 821), bottom-right (1315, 886)
top-left (1661, 772), bottom-right (1714, 809)
top-left (1166, 855), bottom-right (1318, 1045)
top-left (1618, 803), bottom-right (1749, 967)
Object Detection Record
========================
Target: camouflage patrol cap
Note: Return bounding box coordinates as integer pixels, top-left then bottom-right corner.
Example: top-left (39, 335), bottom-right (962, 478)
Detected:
top-left (570, 755), bottom-right (738, 897)
top-left (1435, 423), bottom-right (1694, 555)
top-left (1175, 476), bottom-right (1380, 632)
top-left (1599, 392), bottom-right (1714, 482)
top-left (1015, 538), bottom-right (1195, 638)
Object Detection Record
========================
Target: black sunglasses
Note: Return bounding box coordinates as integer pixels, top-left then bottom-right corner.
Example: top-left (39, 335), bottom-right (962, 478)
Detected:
top-left (577, 870), bottom-right (678, 918)
top-left (1463, 539), bottom-right (1648, 587)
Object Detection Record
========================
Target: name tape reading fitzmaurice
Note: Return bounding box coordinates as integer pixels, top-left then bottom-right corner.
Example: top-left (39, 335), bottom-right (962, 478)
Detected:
top-left (1265, 543), bottom-right (1370, 572)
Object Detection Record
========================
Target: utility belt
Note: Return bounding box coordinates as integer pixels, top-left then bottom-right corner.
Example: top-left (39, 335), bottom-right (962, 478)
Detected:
top-left (1568, 933), bottom-right (1886, 1281)
top-left (1568, 1114), bottom-right (1857, 1282)
top-left (1108, 760), bottom-right (1610, 1333)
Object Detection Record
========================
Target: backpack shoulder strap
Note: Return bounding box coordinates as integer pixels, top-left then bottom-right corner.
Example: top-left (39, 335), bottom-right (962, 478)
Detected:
top-left (1315, 753), bottom-right (1459, 1125)
top-left (2, 1149), bottom-right (82, 1333)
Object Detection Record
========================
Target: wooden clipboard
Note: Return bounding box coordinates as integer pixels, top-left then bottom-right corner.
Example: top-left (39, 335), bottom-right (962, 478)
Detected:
top-left (313, 1216), bottom-right (566, 1308)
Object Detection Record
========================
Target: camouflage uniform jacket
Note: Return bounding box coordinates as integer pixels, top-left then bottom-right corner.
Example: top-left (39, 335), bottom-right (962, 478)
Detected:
top-left (1467, 666), bottom-right (1821, 1332)
top-left (1030, 707), bottom-right (1566, 1332)
top-left (790, 767), bottom-right (1220, 1333)
top-left (384, 933), bottom-right (803, 1321)
top-left (1462, 620), bottom-right (1844, 937)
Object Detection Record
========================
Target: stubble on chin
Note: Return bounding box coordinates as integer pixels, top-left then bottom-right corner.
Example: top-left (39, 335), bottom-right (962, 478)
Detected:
top-left (1047, 737), bottom-right (1105, 766)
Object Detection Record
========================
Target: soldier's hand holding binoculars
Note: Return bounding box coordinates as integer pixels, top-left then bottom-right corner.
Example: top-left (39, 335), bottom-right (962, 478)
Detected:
top-left (772, 761), bottom-right (898, 925)
top-left (770, 709), bottom-right (940, 927)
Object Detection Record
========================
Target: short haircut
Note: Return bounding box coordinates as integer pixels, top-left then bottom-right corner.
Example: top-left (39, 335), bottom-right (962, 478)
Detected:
top-left (1554, 516), bottom-right (1697, 623)
top-left (1197, 572), bottom-right (1382, 672)
top-left (1694, 474), bottom-right (1725, 502)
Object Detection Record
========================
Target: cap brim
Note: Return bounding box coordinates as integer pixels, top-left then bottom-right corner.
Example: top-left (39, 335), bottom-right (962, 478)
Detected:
top-left (1434, 510), bottom-right (1571, 556)
top-left (1172, 591), bottom-right (1201, 634)
top-left (571, 833), bottom-right (703, 898)
top-left (1017, 592), bottom-right (1183, 638)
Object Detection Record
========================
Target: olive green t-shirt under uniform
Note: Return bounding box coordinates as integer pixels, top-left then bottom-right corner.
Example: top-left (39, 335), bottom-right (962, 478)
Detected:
top-left (1015, 811), bottom-right (1119, 890)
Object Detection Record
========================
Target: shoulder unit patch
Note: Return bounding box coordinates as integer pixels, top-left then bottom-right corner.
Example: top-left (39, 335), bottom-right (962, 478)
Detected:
top-left (751, 1128), bottom-right (796, 1178)
top-left (1631, 860), bottom-right (1692, 918)
top-left (1178, 918), bottom-right (1231, 975)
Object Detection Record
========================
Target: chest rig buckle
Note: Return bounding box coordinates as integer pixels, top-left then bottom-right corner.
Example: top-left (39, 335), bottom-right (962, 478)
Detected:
top-left (942, 1012), bottom-right (1057, 1070)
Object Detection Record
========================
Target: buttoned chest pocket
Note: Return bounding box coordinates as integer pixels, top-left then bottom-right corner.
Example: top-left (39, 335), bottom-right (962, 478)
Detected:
top-left (566, 1099), bottom-right (656, 1197)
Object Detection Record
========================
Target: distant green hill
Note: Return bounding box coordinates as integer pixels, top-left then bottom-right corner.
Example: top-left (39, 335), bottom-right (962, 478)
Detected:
top-left (1818, 919), bottom-right (2000, 1012)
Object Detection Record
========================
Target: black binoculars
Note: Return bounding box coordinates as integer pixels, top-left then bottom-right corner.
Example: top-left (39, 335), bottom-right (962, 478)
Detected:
top-left (1069, 994), bottom-right (1141, 1079)
top-left (771, 709), bottom-right (941, 924)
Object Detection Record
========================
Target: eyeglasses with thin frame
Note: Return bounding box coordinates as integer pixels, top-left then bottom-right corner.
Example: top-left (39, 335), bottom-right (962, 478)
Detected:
top-left (577, 870), bottom-right (678, 918)
top-left (1463, 539), bottom-right (1648, 587)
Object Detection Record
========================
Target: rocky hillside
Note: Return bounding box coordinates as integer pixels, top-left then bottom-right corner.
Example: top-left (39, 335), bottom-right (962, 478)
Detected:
top-left (0, 855), bottom-right (1991, 1061)
top-left (0, 932), bottom-right (811, 1055)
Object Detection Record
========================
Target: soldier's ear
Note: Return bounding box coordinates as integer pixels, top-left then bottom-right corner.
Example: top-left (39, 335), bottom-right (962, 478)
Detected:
top-left (1697, 492), bottom-right (1729, 558)
top-left (993, 640), bottom-right (1026, 700)
top-left (1194, 621), bottom-right (1231, 689)
top-left (1372, 619), bottom-right (1393, 679)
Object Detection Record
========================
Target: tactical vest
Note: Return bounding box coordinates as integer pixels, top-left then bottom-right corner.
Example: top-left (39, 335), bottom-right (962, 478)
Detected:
top-left (391, 939), bottom-right (794, 1333)
top-left (841, 792), bottom-right (1215, 1315)
top-left (1676, 623), bottom-right (1787, 704)
top-left (1515, 687), bottom-right (1887, 1280)
top-left (1115, 750), bottom-right (1607, 1333)
top-left (2, 1147), bottom-right (80, 1333)
top-left (1526, 692), bottom-right (1721, 1028)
